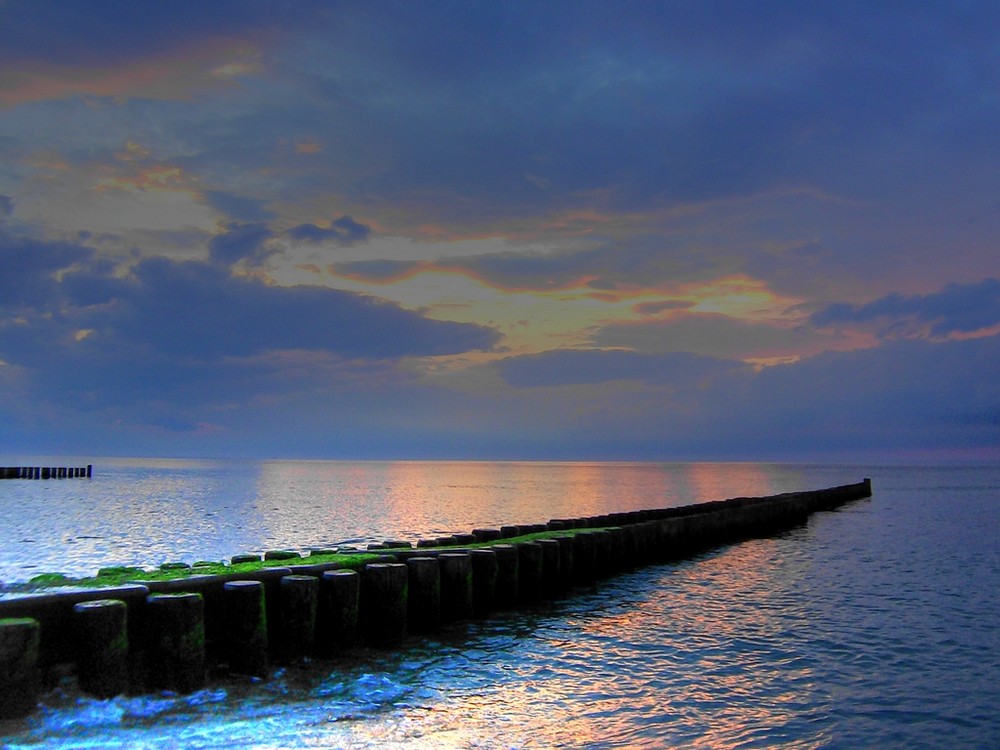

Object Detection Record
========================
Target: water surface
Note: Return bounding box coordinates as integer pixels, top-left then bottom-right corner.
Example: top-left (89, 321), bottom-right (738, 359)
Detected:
top-left (0, 461), bottom-right (997, 748)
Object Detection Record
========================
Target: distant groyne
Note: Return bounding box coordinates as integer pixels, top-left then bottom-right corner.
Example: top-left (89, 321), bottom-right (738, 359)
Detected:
top-left (0, 479), bottom-right (872, 719)
top-left (0, 465), bottom-right (92, 480)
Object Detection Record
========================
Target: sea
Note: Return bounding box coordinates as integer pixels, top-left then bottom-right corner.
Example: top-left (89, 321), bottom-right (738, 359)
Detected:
top-left (0, 459), bottom-right (997, 749)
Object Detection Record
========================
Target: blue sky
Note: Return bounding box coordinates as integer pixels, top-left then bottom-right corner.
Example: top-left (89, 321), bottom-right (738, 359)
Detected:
top-left (1, 0), bottom-right (998, 461)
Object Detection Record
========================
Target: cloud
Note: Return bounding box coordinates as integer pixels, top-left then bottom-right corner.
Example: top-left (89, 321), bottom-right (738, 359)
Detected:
top-left (203, 191), bottom-right (274, 222)
top-left (591, 312), bottom-right (827, 361)
top-left (92, 256), bottom-right (499, 359)
top-left (0, 244), bottom-right (501, 444)
top-left (288, 215), bottom-right (372, 245)
top-left (812, 278), bottom-right (1000, 338)
top-left (497, 349), bottom-right (750, 388)
top-left (0, 229), bottom-right (92, 311)
top-left (481, 333), bottom-right (1000, 459)
top-left (328, 234), bottom-right (735, 293)
top-left (208, 223), bottom-right (275, 267)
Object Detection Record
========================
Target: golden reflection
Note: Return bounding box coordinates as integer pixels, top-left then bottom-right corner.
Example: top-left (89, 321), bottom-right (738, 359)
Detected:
top-left (683, 462), bottom-right (779, 504)
top-left (250, 460), bottom-right (808, 549)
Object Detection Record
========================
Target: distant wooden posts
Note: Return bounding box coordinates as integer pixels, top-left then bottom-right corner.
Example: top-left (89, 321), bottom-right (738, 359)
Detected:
top-left (0, 464), bottom-right (92, 480)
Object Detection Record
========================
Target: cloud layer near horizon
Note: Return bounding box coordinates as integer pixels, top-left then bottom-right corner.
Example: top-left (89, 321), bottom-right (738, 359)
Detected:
top-left (1, 1), bottom-right (998, 461)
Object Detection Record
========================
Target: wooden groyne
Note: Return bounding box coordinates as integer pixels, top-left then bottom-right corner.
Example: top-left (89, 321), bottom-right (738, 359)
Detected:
top-left (0, 465), bottom-right (92, 480)
top-left (0, 479), bottom-right (871, 719)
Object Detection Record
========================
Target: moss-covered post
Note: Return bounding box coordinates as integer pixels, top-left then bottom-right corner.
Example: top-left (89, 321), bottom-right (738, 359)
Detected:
top-left (145, 592), bottom-right (206, 693)
top-left (537, 539), bottom-right (562, 599)
top-left (73, 599), bottom-right (129, 698)
top-left (318, 569), bottom-right (359, 656)
top-left (620, 525), bottom-right (639, 570)
top-left (492, 543), bottom-right (519, 608)
top-left (469, 548), bottom-right (498, 618)
top-left (516, 541), bottom-right (544, 604)
top-left (406, 556), bottom-right (441, 633)
top-left (555, 536), bottom-right (575, 593)
top-left (592, 530), bottom-right (612, 577)
top-left (438, 552), bottom-right (474, 622)
top-left (605, 527), bottom-right (625, 574)
top-left (280, 575), bottom-right (318, 663)
top-left (573, 531), bottom-right (597, 586)
top-left (361, 563), bottom-right (408, 646)
top-left (0, 617), bottom-right (41, 719)
top-left (223, 580), bottom-right (268, 678)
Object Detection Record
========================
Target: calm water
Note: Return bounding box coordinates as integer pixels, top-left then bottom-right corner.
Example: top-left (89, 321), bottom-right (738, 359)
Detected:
top-left (1, 460), bottom-right (998, 748)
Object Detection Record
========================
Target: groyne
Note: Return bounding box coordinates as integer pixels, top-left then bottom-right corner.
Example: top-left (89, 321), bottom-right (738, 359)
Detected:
top-left (0, 465), bottom-right (92, 480)
top-left (0, 479), bottom-right (871, 719)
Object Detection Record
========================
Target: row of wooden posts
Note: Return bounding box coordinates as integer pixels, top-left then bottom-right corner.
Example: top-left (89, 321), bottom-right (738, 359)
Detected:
top-left (0, 480), bottom-right (872, 719)
top-left (0, 465), bottom-right (92, 480)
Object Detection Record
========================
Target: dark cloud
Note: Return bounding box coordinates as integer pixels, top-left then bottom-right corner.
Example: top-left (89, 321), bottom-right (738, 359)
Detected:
top-left (0, 230), bottom-right (92, 311)
top-left (712, 334), bottom-right (1000, 456)
top-left (490, 334), bottom-right (1000, 459)
top-left (252, 1), bottom-right (998, 222)
top-left (105, 257), bottom-right (499, 359)
top-left (208, 223), bottom-right (275, 267)
top-left (0, 248), bottom-right (501, 443)
top-left (0, 196), bottom-right (12, 219)
top-left (288, 216), bottom-right (372, 245)
top-left (812, 278), bottom-right (1000, 338)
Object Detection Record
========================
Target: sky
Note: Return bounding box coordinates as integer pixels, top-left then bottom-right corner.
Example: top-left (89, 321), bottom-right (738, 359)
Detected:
top-left (1, 0), bottom-right (998, 462)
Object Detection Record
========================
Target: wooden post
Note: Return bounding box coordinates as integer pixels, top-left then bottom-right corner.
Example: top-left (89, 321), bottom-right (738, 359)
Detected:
top-left (317, 570), bottom-right (359, 656)
top-left (361, 563), bottom-right (408, 646)
top-left (491, 543), bottom-right (519, 608)
top-left (0, 618), bottom-right (41, 719)
top-left (406, 557), bottom-right (441, 633)
top-left (516, 542), bottom-right (543, 604)
top-left (279, 575), bottom-right (318, 663)
top-left (438, 553), bottom-right (474, 622)
top-left (469, 548), bottom-right (498, 618)
top-left (74, 599), bottom-right (129, 698)
top-left (145, 593), bottom-right (206, 693)
top-left (223, 581), bottom-right (269, 678)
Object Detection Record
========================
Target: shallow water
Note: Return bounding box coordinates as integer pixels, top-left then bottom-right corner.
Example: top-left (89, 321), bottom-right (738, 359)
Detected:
top-left (1, 461), bottom-right (998, 748)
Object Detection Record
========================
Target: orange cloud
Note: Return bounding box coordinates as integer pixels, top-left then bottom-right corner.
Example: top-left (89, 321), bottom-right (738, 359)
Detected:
top-left (0, 38), bottom-right (262, 107)
top-left (293, 139), bottom-right (324, 154)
